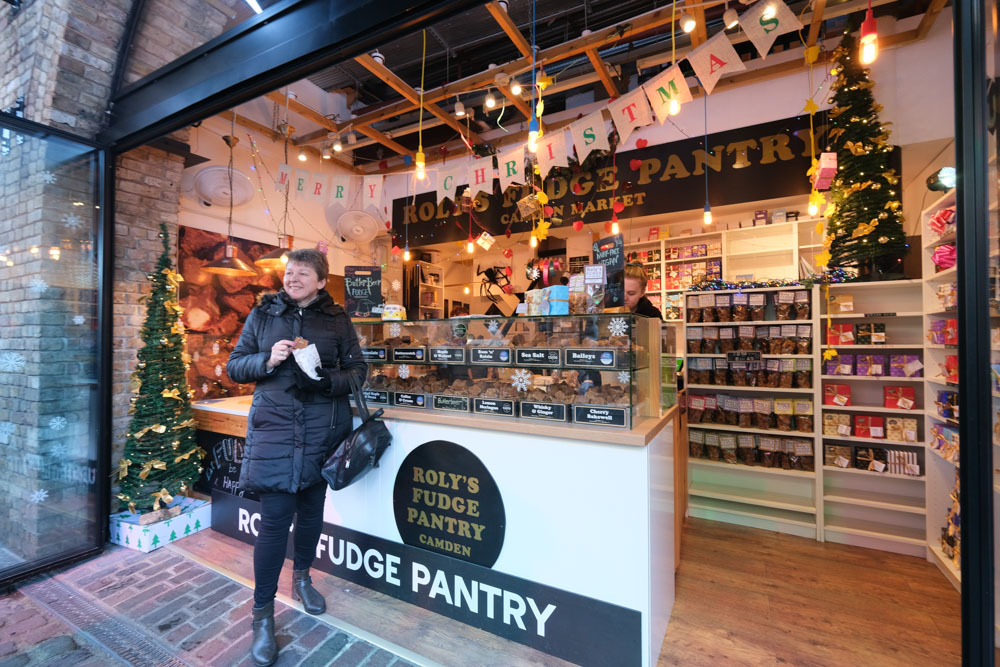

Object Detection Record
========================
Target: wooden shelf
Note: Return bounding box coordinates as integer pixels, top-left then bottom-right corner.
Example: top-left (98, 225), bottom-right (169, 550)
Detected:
top-left (823, 518), bottom-right (925, 546)
top-left (823, 466), bottom-right (925, 481)
top-left (662, 254), bottom-right (722, 265)
top-left (687, 384), bottom-right (815, 393)
top-left (927, 377), bottom-right (959, 388)
top-left (924, 230), bottom-right (956, 249)
top-left (820, 375), bottom-right (923, 383)
top-left (924, 309), bottom-right (958, 317)
top-left (688, 353), bottom-right (811, 359)
top-left (727, 248), bottom-right (794, 258)
top-left (687, 498), bottom-right (817, 530)
top-left (821, 404), bottom-right (925, 415)
top-left (820, 344), bottom-right (924, 349)
top-left (690, 423), bottom-right (814, 438)
top-left (688, 319), bottom-right (813, 326)
top-left (927, 266), bottom-right (957, 282)
top-left (928, 543), bottom-right (961, 591)
top-left (689, 482), bottom-right (816, 514)
top-left (688, 458), bottom-right (815, 478)
top-left (824, 490), bottom-right (925, 514)
top-left (827, 279), bottom-right (924, 290)
top-left (823, 312), bottom-right (922, 319)
top-left (929, 446), bottom-right (959, 467)
top-left (822, 435), bottom-right (923, 448)
top-left (927, 414), bottom-right (959, 426)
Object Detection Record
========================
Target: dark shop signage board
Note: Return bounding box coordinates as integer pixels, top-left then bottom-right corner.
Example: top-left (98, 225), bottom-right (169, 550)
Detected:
top-left (390, 115), bottom-right (817, 245)
top-left (593, 235), bottom-right (625, 308)
top-left (469, 347), bottom-right (513, 365)
top-left (519, 401), bottom-right (569, 422)
top-left (211, 490), bottom-right (642, 667)
top-left (429, 347), bottom-right (467, 364)
top-left (432, 394), bottom-right (471, 412)
top-left (473, 398), bottom-right (516, 417)
top-left (565, 348), bottom-right (618, 369)
top-left (195, 430), bottom-right (258, 501)
top-left (392, 347), bottom-right (427, 362)
top-left (344, 266), bottom-right (382, 317)
top-left (362, 346), bottom-right (388, 362)
top-left (361, 390), bottom-right (390, 406)
top-left (573, 405), bottom-right (629, 428)
top-left (393, 392), bottom-right (427, 408)
top-left (514, 348), bottom-right (562, 366)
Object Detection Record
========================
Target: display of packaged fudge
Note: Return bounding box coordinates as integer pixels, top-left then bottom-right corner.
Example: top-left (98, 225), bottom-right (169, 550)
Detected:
top-left (794, 358), bottom-right (812, 387)
top-left (824, 383), bottom-right (851, 406)
top-left (764, 359), bottom-right (781, 388)
top-left (828, 294), bottom-right (854, 314)
top-left (686, 326), bottom-right (703, 354)
top-left (758, 436), bottom-right (780, 468)
top-left (722, 396), bottom-right (740, 426)
top-left (719, 326), bottom-right (736, 353)
top-left (871, 323), bottom-right (887, 344)
top-left (826, 323), bottom-right (855, 345)
top-left (738, 434), bottom-right (757, 465)
top-left (777, 325), bottom-right (798, 354)
top-left (887, 417), bottom-right (920, 443)
top-left (793, 399), bottom-right (814, 433)
top-left (826, 354), bottom-right (854, 376)
top-left (887, 449), bottom-right (922, 476)
top-left (756, 326), bottom-right (772, 352)
top-left (774, 291), bottom-right (795, 320)
top-left (855, 323), bottom-right (873, 345)
top-left (749, 293), bottom-right (767, 321)
top-left (729, 360), bottom-right (750, 386)
top-left (793, 290), bottom-right (810, 320)
top-left (753, 398), bottom-right (773, 430)
top-left (796, 325), bottom-right (813, 354)
top-left (823, 412), bottom-right (852, 436)
top-left (773, 399), bottom-right (794, 432)
top-left (855, 354), bottom-right (885, 377)
top-left (778, 359), bottom-right (795, 387)
top-left (788, 439), bottom-right (814, 470)
top-left (689, 429), bottom-right (705, 458)
top-left (688, 395), bottom-right (706, 423)
top-left (704, 431), bottom-right (722, 461)
top-left (737, 397), bottom-right (754, 428)
top-left (854, 415), bottom-right (885, 439)
top-left (715, 294), bottom-right (732, 322)
top-left (688, 357), bottom-right (712, 385)
top-left (890, 354), bottom-right (923, 378)
top-left (713, 358), bottom-right (730, 385)
top-left (732, 292), bottom-right (750, 321)
top-left (720, 433), bottom-right (739, 464)
top-left (825, 444), bottom-right (853, 468)
top-left (698, 293), bottom-right (717, 323)
top-left (703, 395), bottom-right (721, 423)
top-left (884, 386), bottom-right (916, 410)
top-left (935, 390), bottom-right (959, 420)
top-left (738, 325), bottom-right (756, 351)
top-left (702, 326), bottom-right (719, 354)
top-left (930, 423), bottom-right (960, 463)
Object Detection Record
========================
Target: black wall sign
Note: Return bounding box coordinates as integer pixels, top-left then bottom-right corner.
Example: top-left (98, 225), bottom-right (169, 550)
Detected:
top-left (473, 398), bottom-right (515, 416)
top-left (520, 401), bottom-right (568, 422)
top-left (362, 346), bottom-right (388, 361)
top-left (391, 115), bottom-right (819, 245)
top-left (392, 440), bottom-right (505, 567)
top-left (726, 351), bottom-right (762, 362)
top-left (593, 235), bottom-right (625, 308)
top-left (515, 348), bottom-right (561, 366)
top-left (211, 490), bottom-right (641, 666)
top-left (344, 266), bottom-right (382, 317)
top-left (469, 347), bottom-right (512, 365)
top-left (393, 392), bottom-right (426, 408)
top-left (430, 347), bottom-right (467, 363)
top-left (392, 347), bottom-right (426, 362)
top-left (362, 389), bottom-right (390, 405)
top-left (565, 348), bottom-right (618, 369)
top-left (196, 431), bottom-right (258, 501)
top-left (433, 395), bottom-right (471, 412)
top-left (573, 405), bottom-right (628, 428)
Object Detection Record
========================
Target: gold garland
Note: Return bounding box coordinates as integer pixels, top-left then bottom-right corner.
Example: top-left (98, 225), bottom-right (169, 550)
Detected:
top-left (172, 418), bottom-right (197, 430)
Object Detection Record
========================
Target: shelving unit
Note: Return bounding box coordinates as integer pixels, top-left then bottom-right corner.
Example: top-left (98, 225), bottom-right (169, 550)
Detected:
top-left (819, 279), bottom-right (927, 557)
top-left (684, 285), bottom-right (822, 540)
top-left (416, 262), bottom-right (444, 319)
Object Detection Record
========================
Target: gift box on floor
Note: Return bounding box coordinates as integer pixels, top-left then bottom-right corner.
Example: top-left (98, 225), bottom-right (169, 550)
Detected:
top-left (109, 496), bottom-right (211, 553)
top-left (884, 385), bottom-right (916, 410)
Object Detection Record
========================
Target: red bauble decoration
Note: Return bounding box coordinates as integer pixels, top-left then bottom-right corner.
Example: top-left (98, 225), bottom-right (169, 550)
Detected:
top-left (635, 139), bottom-right (648, 148)
top-left (502, 248), bottom-right (513, 259)
top-left (613, 201), bottom-right (625, 213)
top-left (572, 183), bottom-right (583, 194)
top-left (505, 228), bottom-right (512, 238)
top-left (629, 159), bottom-right (642, 171)
top-left (391, 245), bottom-right (401, 254)
top-left (543, 205), bottom-right (554, 216)
top-left (504, 266), bottom-right (512, 276)
top-left (573, 220), bottom-right (584, 231)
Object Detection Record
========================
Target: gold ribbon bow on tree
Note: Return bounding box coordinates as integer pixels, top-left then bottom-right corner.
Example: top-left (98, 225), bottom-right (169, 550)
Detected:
top-left (844, 141), bottom-right (868, 156)
top-left (161, 268), bottom-right (183, 287)
top-left (174, 447), bottom-right (204, 463)
top-left (161, 388), bottom-right (182, 401)
top-left (134, 424), bottom-right (167, 439)
top-left (151, 488), bottom-right (174, 511)
top-left (164, 300), bottom-right (184, 315)
top-left (111, 458), bottom-right (132, 480)
top-left (172, 418), bottom-right (196, 430)
top-left (138, 459), bottom-right (167, 480)
top-left (170, 321), bottom-right (185, 335)
top-left (851, 220), bottom-right (879, 239)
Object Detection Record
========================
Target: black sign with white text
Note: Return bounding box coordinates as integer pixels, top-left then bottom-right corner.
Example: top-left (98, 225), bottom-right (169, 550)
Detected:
top-left (473, 398), bottom-right (515, 416)
top-left (573, 405), bottom-right (628, 428)
top-left (211, 490), bottom-right (642, 666)
top-left (393, 392), bottom-right (426, 408)
top-left (362, 390), bottom-right (390, 405)
top-left (195, 430), bottom-right (257, 501)
top-left (514, 348), bottom-right (561, 366)
top-left (469, 347), bottom-right (512, 365)
top-left (565, 348), bottom-right (618, 369)
top-left (519, 401), bottom-right (568, 422)
top-left (593, 235), bottom-right (625, 308)
top-left (433, 395), bottom-right (471, 412)
top-left (362, 347), bottom-right (388, 361)
top-left (392, 347), bottom-right (426, 362)
top-left (344, 266), bottom-right (382, 317)
top-left (430, 347), bottom-right (467, 363)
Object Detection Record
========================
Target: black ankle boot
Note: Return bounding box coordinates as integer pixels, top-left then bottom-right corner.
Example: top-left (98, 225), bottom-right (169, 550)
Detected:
top-left (250, 601), bottom-right (278, 666)
top-left (291, 569), bottom-right (326, 615)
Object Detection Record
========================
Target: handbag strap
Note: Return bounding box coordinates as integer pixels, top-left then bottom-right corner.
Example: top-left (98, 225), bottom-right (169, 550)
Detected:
top-left (348, 372), bottom-right (371, 420)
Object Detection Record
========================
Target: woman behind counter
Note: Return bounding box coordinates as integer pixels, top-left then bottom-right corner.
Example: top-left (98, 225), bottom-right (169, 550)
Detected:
top-left (227, 249), bottom-right (367, 667)
top-left (623, 262), bottom-right (665, 320)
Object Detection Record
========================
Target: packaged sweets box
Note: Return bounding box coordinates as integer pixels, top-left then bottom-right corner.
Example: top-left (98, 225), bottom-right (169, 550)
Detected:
top-left (109, 496), bottom-right (211, 553)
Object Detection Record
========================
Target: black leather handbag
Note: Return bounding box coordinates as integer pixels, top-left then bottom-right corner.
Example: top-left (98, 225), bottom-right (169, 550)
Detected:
top-left (321, 374), bottom-right (392, 490)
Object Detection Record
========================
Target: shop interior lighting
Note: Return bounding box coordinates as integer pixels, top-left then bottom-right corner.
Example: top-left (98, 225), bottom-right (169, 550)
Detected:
top-left (926, 167), bottom-right (956, 191)
top-left (611, 220), bottom-right (620, 234)
top-left (723, 5), bottom-right (739, 29)
top-left (529, 233), bottom-right (538, 248)
top-left (321, 146), bottom-right (332, 159)
top-left (333, 135), bottom-right (343, 152)
top-left (464, 285), bottom-right (471, 294)
top-left (204, 123), bottom-right (257, 277)
top-left (859, 0), bottom-right (879, 65)
top-left (346, 131), bottom-right (357, 145)
top-left (454, 100), bottom-right (466, 118)
top-left (256, 99), bottom-right (293, 271)
top-left (416, 31), bottom-right (427, 180)
top-left (762, 3), bottom-right (776, 19)
top-left (528, 118), bottom-right (540, 152)
top-left (402, 245), bottom-right (411, 262)
top-left (371, 50), bottom-right (385, 66)
top-left (244, 0), bottom-right (263, 14)
top-left (680, 12), bottom-right (696, 33)
top-left (297, 149), bottom-right (307, 162)
top-left (467, 235), bottom-right (475, 254)
top-left (485, 90), bottom-right (497, 109)
top-left (509, 78), bottom-right (522, 96)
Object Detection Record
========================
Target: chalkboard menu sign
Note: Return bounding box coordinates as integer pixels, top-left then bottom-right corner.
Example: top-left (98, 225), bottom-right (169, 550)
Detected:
top-left (592, 235), bottom-right (624, 308)
top-left (345, 266), bottom-right (382, 317)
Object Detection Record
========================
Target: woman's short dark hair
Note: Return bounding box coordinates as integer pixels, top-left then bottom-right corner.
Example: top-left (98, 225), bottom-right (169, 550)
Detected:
top-left (284, 249), bottom-right (329, 280)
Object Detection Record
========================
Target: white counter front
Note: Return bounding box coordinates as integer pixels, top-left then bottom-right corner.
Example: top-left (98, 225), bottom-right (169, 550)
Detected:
top-left (194, 397), bottom-right (675, 667)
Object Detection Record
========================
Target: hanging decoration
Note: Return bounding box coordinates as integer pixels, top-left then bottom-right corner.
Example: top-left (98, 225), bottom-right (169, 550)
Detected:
top-left (569, 110), bottom-right (611, 161)
top-left (644, 66), bottom-right (692, 125)
top-left (608, 87), bottom-right (654, 143)
top-left (686, 31), bottom-right (747, 96)
top-left (739, 0), bottom-right (803, 60)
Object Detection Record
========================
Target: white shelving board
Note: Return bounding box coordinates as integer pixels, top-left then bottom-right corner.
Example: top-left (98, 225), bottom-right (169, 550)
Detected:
top-left (819, 279), bottom-right (927, 557)
top-left (920, 188), bottom-right (962, 583)
top-left (683, 285), bottom-right (823, 541)
top-left (416, 262), bottom-right (445, 319)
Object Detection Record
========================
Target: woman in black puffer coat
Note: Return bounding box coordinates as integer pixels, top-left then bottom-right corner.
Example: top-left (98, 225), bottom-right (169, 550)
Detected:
top-left (227, 249), bottom-right (366, 667)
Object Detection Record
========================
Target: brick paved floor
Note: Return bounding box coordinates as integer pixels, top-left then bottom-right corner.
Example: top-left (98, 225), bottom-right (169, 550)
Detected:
top-left (0, 545), bottom-right (420, 667)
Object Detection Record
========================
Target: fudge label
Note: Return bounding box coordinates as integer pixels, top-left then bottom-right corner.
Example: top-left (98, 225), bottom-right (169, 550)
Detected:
top-left (362, 389), bottom-right (390, 405)
top-left (469, 347), bottom-right (512, 365)
top-left (392, 347), bottom-right (426, 362)
top-left (573, 405), bottom-right (628, 428)
top-left (429, 347), bottom-right (466, 363)
top-left (514, 348), bottom-right (561, 366)
top-left (473, 398), bottom-right (515, 416)
top-left (432, 395), bottom-right (471, 412)
top-left (519, 401), bottom-right (568, 422)
top-left (362, 346), bottom-right (388, 361)
top-left (393, 392), bottom-right (426, 408)
top-left (565, 348), bottom-right (618, 368)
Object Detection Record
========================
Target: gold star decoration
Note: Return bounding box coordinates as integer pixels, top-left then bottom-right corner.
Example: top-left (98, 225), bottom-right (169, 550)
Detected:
top-left (823, 348), bottom-right (839, 361)
top-left (803, 98), bottom-right (819, 115)
top-left (814, 249), bottom-right (832, 268)
top-left (535, 219), bottom-right (551, 241)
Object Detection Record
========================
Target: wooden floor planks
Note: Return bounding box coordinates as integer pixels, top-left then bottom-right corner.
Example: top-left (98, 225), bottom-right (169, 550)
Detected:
top-left (172, 517), bottom-right (961, 666)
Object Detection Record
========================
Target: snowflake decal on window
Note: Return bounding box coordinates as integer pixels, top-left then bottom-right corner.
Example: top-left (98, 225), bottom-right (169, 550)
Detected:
top-left (72, 315), bottom-right (86, 325)
top-left (608, 317), bottom-right (629, 337)
top-left (48, 416), bottom-right (68, 431)
top-left (62, 213), bottom-right (82, 229)
top-left (391, 279), bottom-right (402, 292)
top-left (29, 277), bottom-right (49, 293)
top-left (212, 341), bottom-right (220, 355)
top-left (0, 352), bottom-right (26, 372)
top-left (29, 489), bottom-right (49, 504)
top-left (214, 364), bottom-right (223, 377)
top-left (201, 382), bottom-right (209, 394)
top-left (617, 371), bottom-right (631, 385)
top-left (486, 319), bottom-right (501, 334)
top-left (511, 368), bottom-right (532, 392)
top-left (40, 171), bottom-right (57, 184)
top-left (398, 364), bottom-right (410, 379)
top-left (389, 323), bottom-right (402, 338)
top-left (49, 442), bottom-right (67, 457)
top-left (0, 421), bottom-right (14, 443)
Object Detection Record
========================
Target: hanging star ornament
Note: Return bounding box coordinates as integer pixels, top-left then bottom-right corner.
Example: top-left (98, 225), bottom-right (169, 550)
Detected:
top-left (813, 249), bottom-right (832, 268)
top-left (823, 348), bottom-right (839, 361)
top-left (534, 219), bottom-right (551, 241)
top-left (803, 98), bottom-right (819, 115)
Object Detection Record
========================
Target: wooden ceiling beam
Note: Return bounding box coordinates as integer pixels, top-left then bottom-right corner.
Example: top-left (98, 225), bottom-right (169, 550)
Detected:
top-left (355, 53), bottom-right (481, 144)
top-left (485, 0), bottom-right (533, 58)
top-left (496, 83), bottom-right (534, 120)
top-left (688, 1), bottom-right (708, 47)
top-left (355, 124), bottom-right (414, 159)
top-left (917, 0), bottom-right (948, 39)
top-left (806, 0), bottom-right (827, 46)
top-left (219, 109), bottom-right (278, 142)
top-left (585, 48), bottom-right (620, 97)
top-left (264, 91), bottom-right (339, 133)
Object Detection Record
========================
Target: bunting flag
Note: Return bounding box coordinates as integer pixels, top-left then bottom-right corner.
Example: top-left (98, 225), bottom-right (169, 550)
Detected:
top-left (438, 161), bottom-right (466, 204)
top-left (362, 175), bottom-right (383, 209)
top-left (293, 169), bottom-right (311, 199)
top-left (570, 111), bottom-right (610, 162)
top-left (537, 128), bottom-right (570, 177)
top-left (643, 65), bottom-right (693, 124)
top-left (329, 174), bottom-right (351, 205)
top-left (467, 157), bottom-right (493, 197)
top-left (687, 30), bottom-right (747, 95)
top-left (739, 0), bottom-right (803, 60)
top-left (497, 145), bottom-right (525, 193)
top-left (276, 162), bottom-right (292, 190)
top-left (309, 172), bottom-right (329, 200)
top-left (608, 87), bottom-right (654, 143)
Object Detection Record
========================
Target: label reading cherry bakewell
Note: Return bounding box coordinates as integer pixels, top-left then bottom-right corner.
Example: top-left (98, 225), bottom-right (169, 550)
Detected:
top-left (392, 392), bottom-right (426, 408)
top-left (429, 347), bottom-right (466, 363)
top-left (573, 405), bottom-right (628, 428)
top-left (564, 348), bottom-right (618, 368)
top-left (473, 398), bottom-right (515, 416)
top-left (391, 347), bottom-right (426, 362)
top-left (514, 348), bottom-right (561, 366)
top-left (519, 401), bottom-right (568, 422)
top-left (432, 395), bottom-right (471, 412)
top-left (362, 347), bottom-right (388, 361)
top-left (469, 347), bottom-right (512, 365)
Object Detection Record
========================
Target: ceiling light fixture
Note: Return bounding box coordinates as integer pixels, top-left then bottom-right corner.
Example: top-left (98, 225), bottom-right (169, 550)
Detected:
top-left (455, 100), bottom-right (466, 117)
top-left (371, 49), bottom-right (385, 66)
top-left (509, 77), bottom-right (522, 96)
top-left (321, 146), bottom-right (332, 159)
top-left (297, 149), bottom-right (307, 162)
top-left (680, 12), bottom-right (696, 33)
top-left (723, 5), bottom-right (739, 29)
top-left (346, 131), bottom-right (357, 145)
top-left (859, 0), bottom-right (879, 65)
top-left (204, 116), bottom-right (257, 277)
top-left (333, 135), bottom-right (343, 152)
top-left (485, 90), bottom-right (497, 109)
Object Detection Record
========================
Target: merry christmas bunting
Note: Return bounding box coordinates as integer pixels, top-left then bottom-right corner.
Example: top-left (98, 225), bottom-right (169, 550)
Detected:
top-left (497, 144), bottom-right (526, 193)
top-left (570, 110), bottom-right (610, 162)
top-left (467, 157), bottom-right (493, 197)
top-left (362, 174), bottom-right (383, 209)
top-left (739, 0), bottom-right (802, 60)
top-left (687, 31), bottom-right (747, 95)
top-left (438, 161), bottom-right (465, 203)
top-left (536, 128), bottom-right (569, 178)
top-left (330, 174), bottom-right (351, 205)
top-left (644, 65), bottom-right (693, 125)
top-left (608, 87), bottom-right (654, 143)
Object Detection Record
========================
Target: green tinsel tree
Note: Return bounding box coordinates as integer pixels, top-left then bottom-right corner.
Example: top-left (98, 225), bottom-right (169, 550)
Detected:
top-left (116, 222), bottom-right (202, 513)
top-left (824, 31), bottom-right (907, 279)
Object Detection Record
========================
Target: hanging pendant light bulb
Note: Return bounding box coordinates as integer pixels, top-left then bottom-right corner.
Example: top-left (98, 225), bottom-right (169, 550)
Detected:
top-left (859, 0), bottom-right (879, 65)
top-left (529, 233), bottom-right (538, 248)
top-left (321, 146), bottom-right (332, 159)
top-left (346, 131), bottom-right (357, 145)
top-left (297, 149), bottom-right (307, 162)
top-left (485, 90), bottom-right (497, 109)
top-left (528, 118), bottom-right (540, 153)
top-left (509, 77), bottom-right (522, 96)
top-left (415, 150), bottom-right (426, 181)
top-left (255, 234), bottom-right (292, 270)
top-left (416, 31), bottom-right (428, 182)
top-left (668, 98), bottom-right (681, 116)
top-left (703, 203), bottom-right (713, 226)
top-left (333, 135), bottom-right (343, 152)
top-left (680, 12), bottom-right (696, 33)
top-left (454, 100), bottom-right (466, 117)
top-left (464, 285), bottom-right (471, 294)
top-left (402, 244), bottom-right (411, 262)
top-left (467, 235), bottom-right (475, 254)
top-left (611, 220), bottom-right (620, 235)
top-left (204, 122), bottom-right (257, 277)
top-left (723, 4), bottom-right (739, 29)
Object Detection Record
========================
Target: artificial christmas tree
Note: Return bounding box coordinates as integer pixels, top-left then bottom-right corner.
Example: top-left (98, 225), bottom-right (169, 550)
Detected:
top-left (824, 30), bottom-right (907, 280)
top-left (116, 222), bottom-right (203, 514)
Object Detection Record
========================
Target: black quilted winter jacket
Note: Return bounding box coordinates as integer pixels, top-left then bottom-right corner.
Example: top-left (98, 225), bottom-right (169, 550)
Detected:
top-left (227, 290), bottom-right (367, 494)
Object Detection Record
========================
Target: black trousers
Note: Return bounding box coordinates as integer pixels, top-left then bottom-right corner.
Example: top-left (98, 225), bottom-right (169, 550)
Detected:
top-left (252, 481), bottom-right (327, 606)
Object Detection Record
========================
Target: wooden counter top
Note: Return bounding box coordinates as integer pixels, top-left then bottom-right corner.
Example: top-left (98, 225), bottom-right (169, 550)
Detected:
top-left (192, 399), bottom-right (677, 447)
